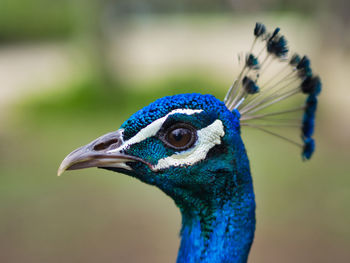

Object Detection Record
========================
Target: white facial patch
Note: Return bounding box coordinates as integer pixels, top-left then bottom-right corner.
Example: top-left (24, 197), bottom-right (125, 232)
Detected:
top-left (108, 108), bottom-right (203, 153)
top-left (152, 119), bottom-right (225, 171)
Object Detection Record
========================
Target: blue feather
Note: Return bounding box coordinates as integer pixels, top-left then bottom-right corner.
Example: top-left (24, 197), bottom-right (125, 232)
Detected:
top-left (242, 76), bottom-right (259, 94)
top-left (305, 94), bottom-right (318, 118)
top-left (254, 22), bottom-right (266, 37)
top-left (302, 137), bottom-right (315, 160)
top-left (302, 114), bottom-right (315, 138)
top-left (269, 27), bottom-right (280, 40)
top-left (246, 54), bottom-right (260, 69)
top-left (290, 53), bottom-right (301, 66)
top-left (301, 76), bottom-right (322, 95)
top-left (267, 35), bottom-right (288, 57)
top-left (297, 55), bottom-right (311, 70)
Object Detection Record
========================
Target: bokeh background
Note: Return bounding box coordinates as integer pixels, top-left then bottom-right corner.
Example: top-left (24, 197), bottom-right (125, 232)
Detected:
top-left (1, 0), bottom-right (349, 262)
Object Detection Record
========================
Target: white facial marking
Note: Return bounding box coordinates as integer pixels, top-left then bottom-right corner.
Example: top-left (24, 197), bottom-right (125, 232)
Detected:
top-left (152, 119), bottom-right (225, 171)
top-left (108, 109), bottom-right (203, 153)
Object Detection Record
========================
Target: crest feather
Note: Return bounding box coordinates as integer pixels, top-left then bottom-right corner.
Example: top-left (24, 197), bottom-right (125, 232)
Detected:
top-left (224, 22), bottom-right (322, 160)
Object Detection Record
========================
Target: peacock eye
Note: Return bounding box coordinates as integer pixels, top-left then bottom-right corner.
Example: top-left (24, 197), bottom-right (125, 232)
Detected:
top-left (162, 124), bottom-right (197, 150)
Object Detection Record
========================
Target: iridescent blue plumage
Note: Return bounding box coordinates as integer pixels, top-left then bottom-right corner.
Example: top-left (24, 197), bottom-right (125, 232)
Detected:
top-left (242, 76), bottom-right (259, 94)
top-left (267, 34), bottom-right (288, 57)
top-left (303, 137), bottom-right (315, 160)
top-left (297, 56), bottom-right (313, 78)
top-left (245, 54), bottom-right (260, 70)
top-left (290, 53), bottom-right (301, 66)
top-left (121, 95), bottom-right (255, 263)
top-left (58, 22), bottom-right (322, 263)
top-left (104, 94), bottom-right (256, 262)
top-left (254, 22), bottom-right (266, 37)
top-left (121, 94), bottom-right (228, 140)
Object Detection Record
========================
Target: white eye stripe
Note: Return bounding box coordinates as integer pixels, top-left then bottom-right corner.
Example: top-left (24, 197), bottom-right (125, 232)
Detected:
top-left (108, 109), bottom-right (203, 153)
top-left (152, 119), bottom-right (225, 171)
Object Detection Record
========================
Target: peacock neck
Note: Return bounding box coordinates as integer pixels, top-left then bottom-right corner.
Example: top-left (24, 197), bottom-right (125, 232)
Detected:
top-left (175, 171), bottom-right (256, 263)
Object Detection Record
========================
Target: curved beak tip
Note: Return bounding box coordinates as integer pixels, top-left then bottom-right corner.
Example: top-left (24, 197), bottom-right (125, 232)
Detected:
top-left (57, 148), bottom-right (85, 177)
top-left (57, 166), bottom-right (65, 177)
top-left (57, 158), bottom-right (71, 176)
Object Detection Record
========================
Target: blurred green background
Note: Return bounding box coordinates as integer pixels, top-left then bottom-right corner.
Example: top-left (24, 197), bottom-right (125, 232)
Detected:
top-left (0, 0), bottom-right (349, 262)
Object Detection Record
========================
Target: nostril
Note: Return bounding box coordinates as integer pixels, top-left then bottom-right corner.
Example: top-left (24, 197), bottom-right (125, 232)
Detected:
top-left (93, 139), bottom-right (119, 151)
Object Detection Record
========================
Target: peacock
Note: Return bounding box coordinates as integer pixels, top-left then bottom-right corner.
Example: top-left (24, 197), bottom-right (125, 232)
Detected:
top-left (58, 23), bottom-right (321, 263)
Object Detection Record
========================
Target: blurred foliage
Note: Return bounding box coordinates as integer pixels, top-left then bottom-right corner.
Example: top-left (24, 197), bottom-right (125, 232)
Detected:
top-left (1, 0), bottom-right (348, 42)
top-left (112, 0), bottom-right (319, 14)
top-left (0, 0), bottom-right (74, 41)
top-left (19, 74), bottom-right (227, 123)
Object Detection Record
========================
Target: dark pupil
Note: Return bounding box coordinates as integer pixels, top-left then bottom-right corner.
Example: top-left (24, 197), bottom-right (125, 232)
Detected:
top-left (167, 128), bottom-right (192, 147)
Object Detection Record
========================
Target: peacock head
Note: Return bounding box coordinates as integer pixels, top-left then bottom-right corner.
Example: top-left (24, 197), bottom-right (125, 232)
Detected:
top-left (58, 23), bottom-right (322, 262)
top-left (58, 22), bottom-right (321, 214)
top-left (58, 93), bottom-right (251, 209)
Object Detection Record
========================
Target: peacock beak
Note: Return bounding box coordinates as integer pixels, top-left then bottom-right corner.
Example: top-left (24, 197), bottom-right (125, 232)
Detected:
top-left (57, 130), bottom-right (145, 176)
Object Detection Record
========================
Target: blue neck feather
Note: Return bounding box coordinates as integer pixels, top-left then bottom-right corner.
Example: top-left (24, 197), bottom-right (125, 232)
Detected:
top-left (175, 110), bottom-right (256, 263)
top-left (176, 171), bottom-right (255, 263)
